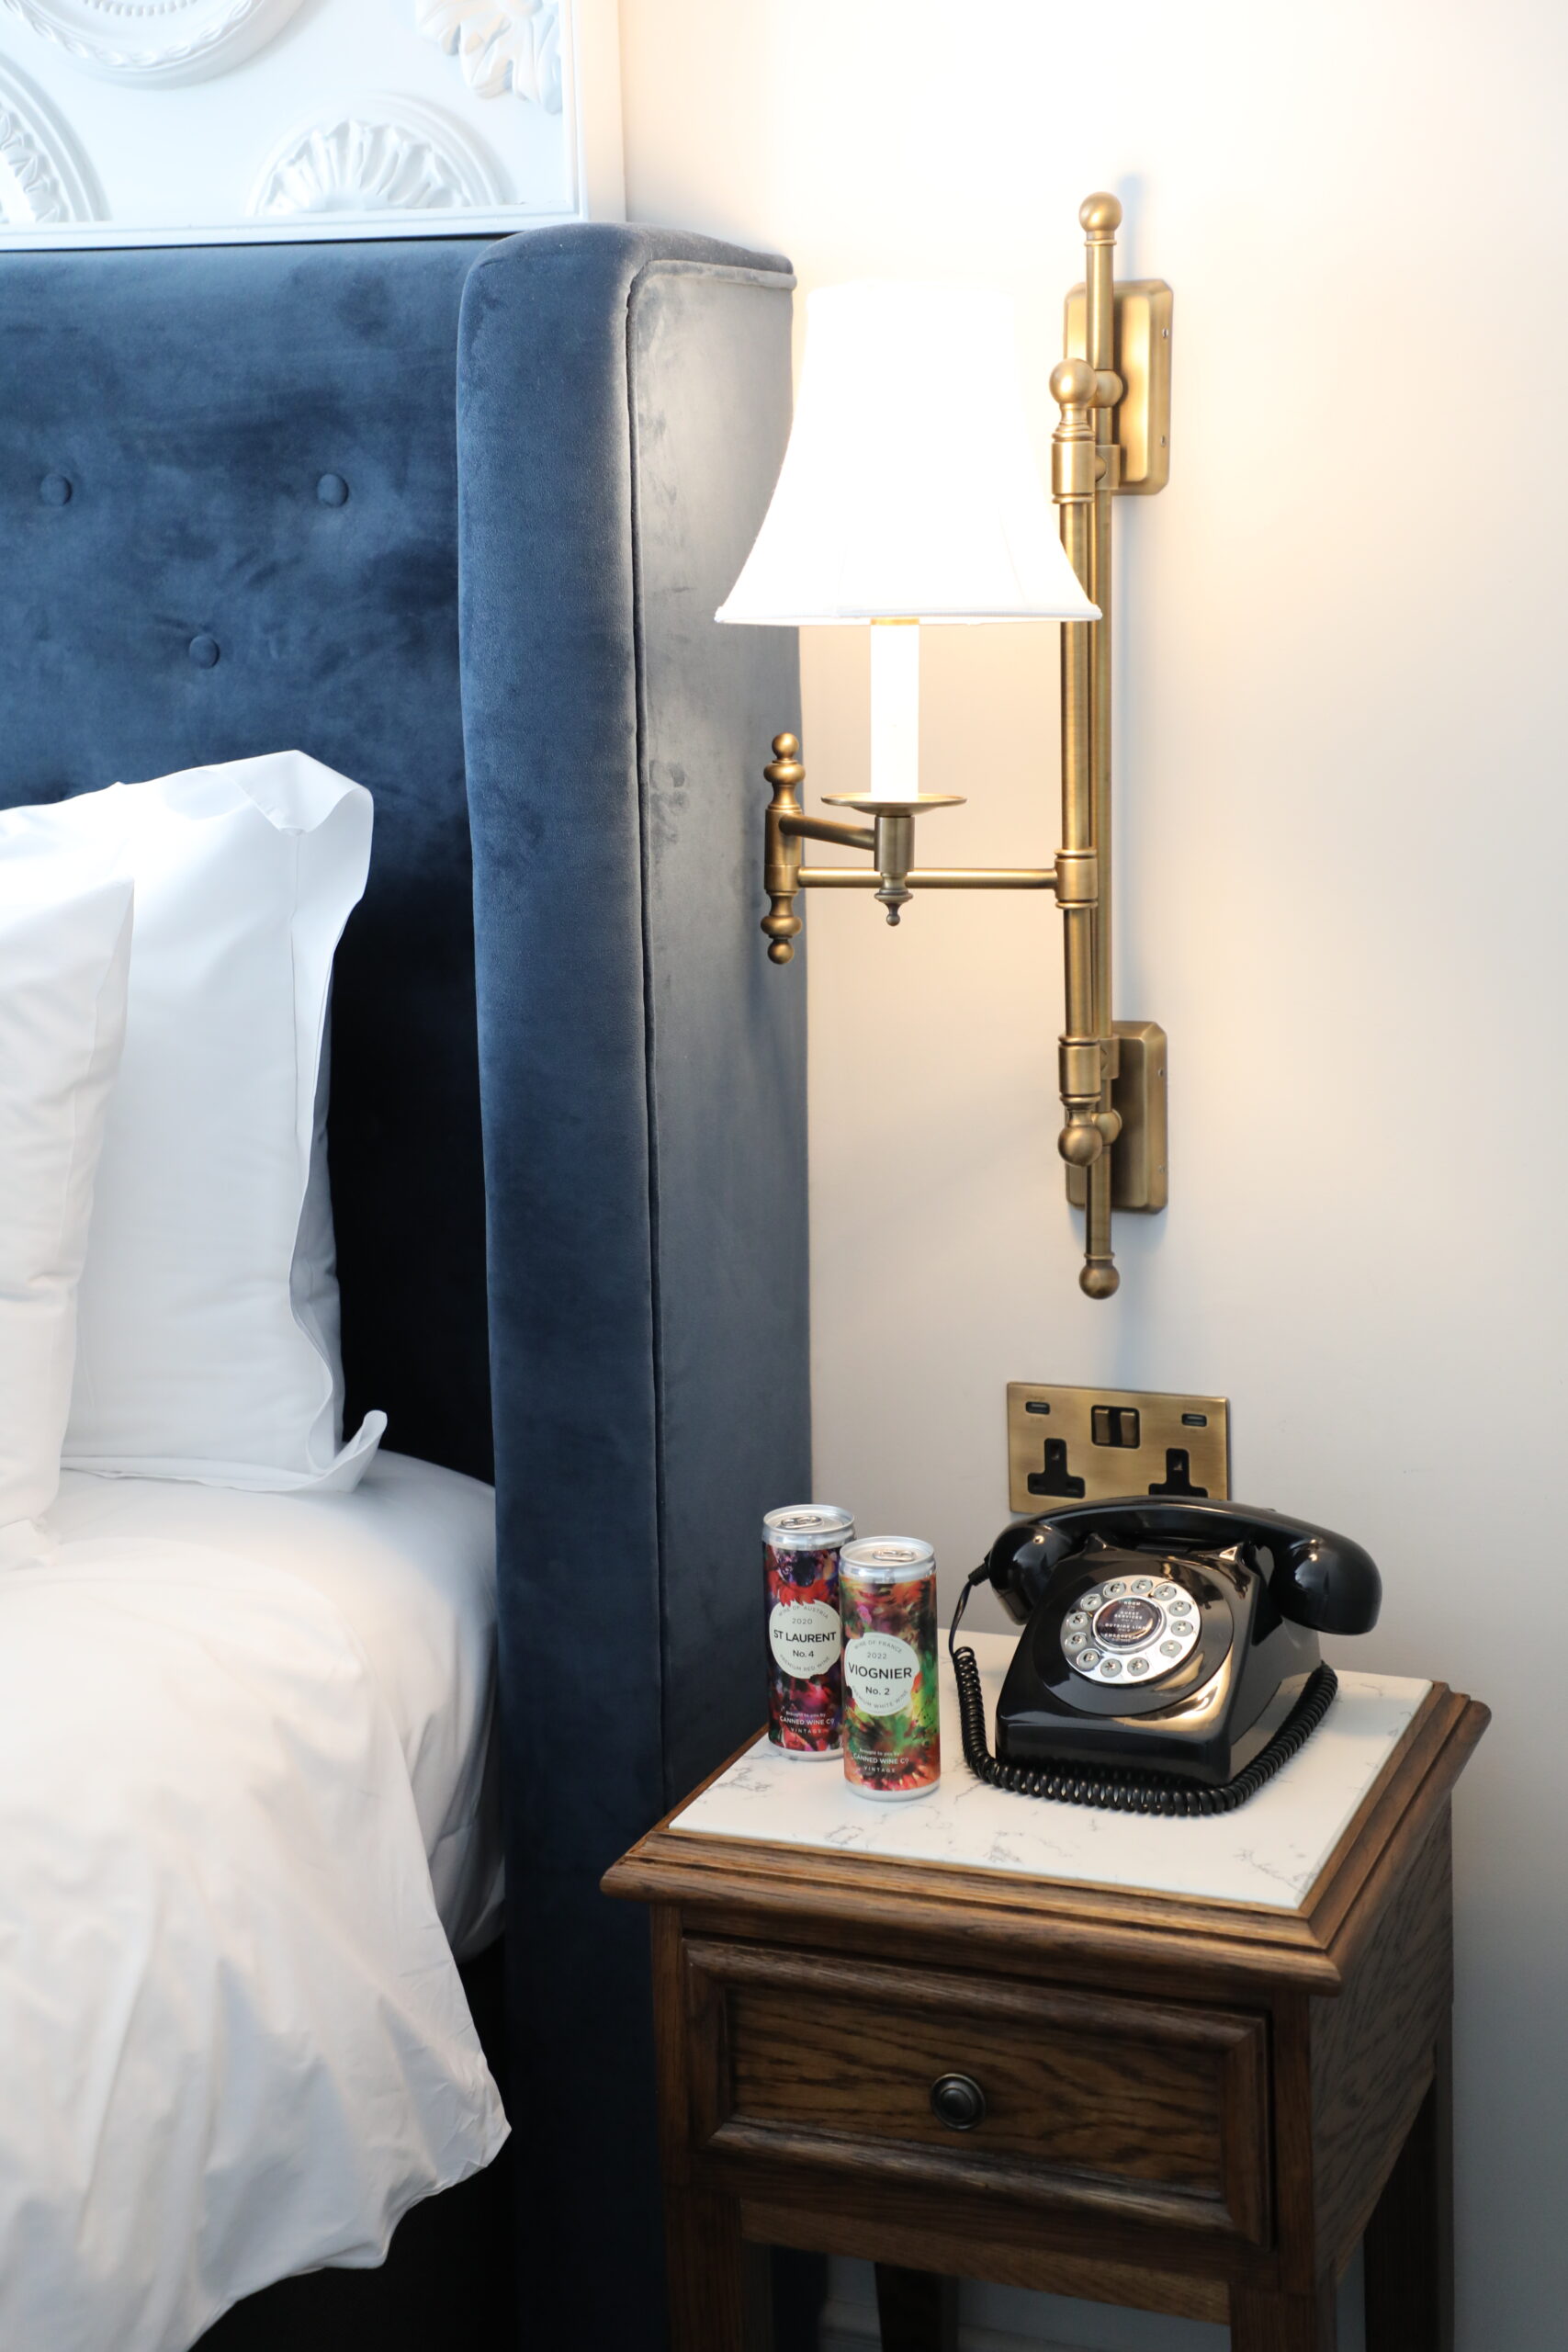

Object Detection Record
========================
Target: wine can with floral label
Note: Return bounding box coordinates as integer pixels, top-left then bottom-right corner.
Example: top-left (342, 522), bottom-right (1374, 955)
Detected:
top-left (839, 1536), bottom-right (941, 1800)
top-left (763, 1505), bottom-right (855, 1758)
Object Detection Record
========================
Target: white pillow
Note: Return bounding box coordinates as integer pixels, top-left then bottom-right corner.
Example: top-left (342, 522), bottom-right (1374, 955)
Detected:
top-left (27, 752), bottom-right (384, 1492)
top-left (0, 844), bottom-right (133, 1556)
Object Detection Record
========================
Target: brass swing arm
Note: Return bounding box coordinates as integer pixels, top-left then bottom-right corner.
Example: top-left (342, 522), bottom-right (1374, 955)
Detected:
top-left (799, 866), bottom-right (1058, 889)
top-left (761, 753), bottom-right (1062, 962)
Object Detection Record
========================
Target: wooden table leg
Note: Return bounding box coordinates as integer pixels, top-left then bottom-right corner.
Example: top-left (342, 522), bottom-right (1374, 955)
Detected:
top-left (1364, 2026), bottom-right (1454, 2352)
top-left (1230, 2278), bottom-right (1337, 2350)
top-left (664, 2184), bottom-right (773, 2351)
top-left (654, 1905), bottom-right (773, 2352)
top-left (874, 2265), bottom-right (957, 2352)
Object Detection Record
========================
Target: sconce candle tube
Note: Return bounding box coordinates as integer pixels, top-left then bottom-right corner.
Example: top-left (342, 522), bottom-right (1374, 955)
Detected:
top-left (868, 620), bottom-right (920, 801)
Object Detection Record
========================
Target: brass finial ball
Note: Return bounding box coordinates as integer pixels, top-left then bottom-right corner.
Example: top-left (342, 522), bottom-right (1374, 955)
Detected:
top-left (1050, 356), bottom-right (1098, 411)
top-left (1080, 1261), bottom-right (1121, 1300)
top-left (1079, 192), bottom-right (1122, 233)
top-left (1058, 1121), bottom-right (1102, 1169)
top-left (772, 732), bottom-right (799, 760)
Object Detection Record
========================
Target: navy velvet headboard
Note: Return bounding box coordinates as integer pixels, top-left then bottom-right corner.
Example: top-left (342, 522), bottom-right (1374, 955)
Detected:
top-left (0, 223), bottom-right (806, 2343)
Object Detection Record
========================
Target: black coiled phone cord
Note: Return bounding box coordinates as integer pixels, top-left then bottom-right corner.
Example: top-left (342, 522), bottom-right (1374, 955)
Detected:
top-left (948, 1571), bottom-right (1339, 1818)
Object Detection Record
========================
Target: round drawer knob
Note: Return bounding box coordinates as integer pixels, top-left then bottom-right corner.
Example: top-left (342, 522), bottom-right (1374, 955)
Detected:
top-left (929, 2072), bottom-right (987, 2132)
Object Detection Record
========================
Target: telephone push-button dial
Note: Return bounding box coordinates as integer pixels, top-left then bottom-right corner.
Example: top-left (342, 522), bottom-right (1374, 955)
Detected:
top-left (1065, 1577), bottom-right (1203, 1686)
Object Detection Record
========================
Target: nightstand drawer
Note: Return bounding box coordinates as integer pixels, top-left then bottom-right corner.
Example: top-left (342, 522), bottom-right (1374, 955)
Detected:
top-left (683, 1938), bottom-right (1271, 2245)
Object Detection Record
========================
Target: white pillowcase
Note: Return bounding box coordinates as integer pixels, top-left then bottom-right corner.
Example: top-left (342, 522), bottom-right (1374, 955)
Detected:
top-left (26, 752), bottom-right (384, 1492)
top-left (0, 841), bottom-right (133, 1555)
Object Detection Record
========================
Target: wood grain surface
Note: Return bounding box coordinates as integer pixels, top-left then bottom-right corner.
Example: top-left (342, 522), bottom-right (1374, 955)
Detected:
top-left (1363, 2023), bottom-right (1454, 2352)
top-left (687, 1936), bottom-right (1268, 2237)
top-left (653, 1908), bottom-right (775, 2352)
top-left (1231, 2277), bottom-right (1338, 2349)
top-left (1310, 1807), bottom-right (1452, 2265)
top-left (748, 2197), bottom-right (1232, 2322)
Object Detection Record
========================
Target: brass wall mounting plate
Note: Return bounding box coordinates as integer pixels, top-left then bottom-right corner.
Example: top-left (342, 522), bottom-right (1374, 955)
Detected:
top-left (1008, 1384), bottom-right (1230, 1514)
top-left (1064, 278), bottom-right (1172, 495)
top-left (1067, 1020), bottom-right (1168, 1212)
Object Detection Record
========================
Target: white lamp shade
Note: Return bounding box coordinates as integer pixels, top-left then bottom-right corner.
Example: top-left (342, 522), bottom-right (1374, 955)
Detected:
top-left (716, 280), bottom-right (1100, 626)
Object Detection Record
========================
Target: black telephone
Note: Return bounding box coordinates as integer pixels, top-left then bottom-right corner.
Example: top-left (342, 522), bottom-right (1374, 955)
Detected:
top-left (950, 1497), bottom-right (1382, 1816)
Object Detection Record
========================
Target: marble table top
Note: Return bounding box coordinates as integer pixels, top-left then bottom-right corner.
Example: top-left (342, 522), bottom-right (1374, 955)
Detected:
top-left (672, 1631), bottom-right (1428, 1913)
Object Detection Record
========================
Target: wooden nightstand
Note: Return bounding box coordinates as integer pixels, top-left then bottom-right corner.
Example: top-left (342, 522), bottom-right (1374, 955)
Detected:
top-left (604, 1634), bottom-right (1486, 2352)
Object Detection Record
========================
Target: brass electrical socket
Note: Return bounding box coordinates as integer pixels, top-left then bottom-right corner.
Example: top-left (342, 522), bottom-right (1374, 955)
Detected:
top-left (1008, 1383), bottom-right (1230, 1513)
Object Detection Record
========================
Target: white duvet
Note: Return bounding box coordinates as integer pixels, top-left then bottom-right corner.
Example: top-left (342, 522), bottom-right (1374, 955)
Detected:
top-left (0, 1531), bottom-right (509, 2352)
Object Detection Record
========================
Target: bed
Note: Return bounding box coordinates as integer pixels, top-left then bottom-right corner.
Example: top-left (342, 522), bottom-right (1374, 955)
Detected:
top-left (0, 224), bottom-right (806, 2346)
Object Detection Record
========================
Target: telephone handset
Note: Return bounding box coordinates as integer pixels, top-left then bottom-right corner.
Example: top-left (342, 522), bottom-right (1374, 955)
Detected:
top-left (950, 1497), bottom-right (1382, 1816)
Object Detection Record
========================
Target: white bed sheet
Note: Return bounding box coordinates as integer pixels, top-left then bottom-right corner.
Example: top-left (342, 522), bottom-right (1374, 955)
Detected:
top-left (48, 1451), bottom-right (505, 1960)
top-left (0, 1453), bottom-right (509, 2352)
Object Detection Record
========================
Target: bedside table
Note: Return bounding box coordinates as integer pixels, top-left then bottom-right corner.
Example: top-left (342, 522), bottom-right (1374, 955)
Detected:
top-left (604, 1633), bottom-right (1487, 2352)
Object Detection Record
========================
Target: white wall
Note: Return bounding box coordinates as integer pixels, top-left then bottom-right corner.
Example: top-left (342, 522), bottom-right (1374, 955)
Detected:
top-left (619, 5), bottom-right (1568, 2347)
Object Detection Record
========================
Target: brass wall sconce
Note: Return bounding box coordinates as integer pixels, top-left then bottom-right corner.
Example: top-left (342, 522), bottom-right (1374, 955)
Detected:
top-left (717, 195), bottom-right (1172, 1300)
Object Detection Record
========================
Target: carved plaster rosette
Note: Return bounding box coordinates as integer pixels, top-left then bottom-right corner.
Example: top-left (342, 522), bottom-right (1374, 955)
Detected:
top-left (0, 56), bottom-right (98, 223)
top-left (415, 0), bottom-right (563, 112)
top-left (0, 0), bottom-right (303, 86)
top-left (247, 96), bottom-right (506, 219)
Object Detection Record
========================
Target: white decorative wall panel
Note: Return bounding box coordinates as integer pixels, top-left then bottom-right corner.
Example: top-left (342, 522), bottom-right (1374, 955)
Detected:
top-left (0, 55), bottom-right (97, 220)
top-left (0, 0), bottom-right (622, 243)
top-left (2, 0), bottom-right (306, 87)
top-left (416, 0), bottom-right (561, 108)
top-left (248, 96), bottom-right (505, 216)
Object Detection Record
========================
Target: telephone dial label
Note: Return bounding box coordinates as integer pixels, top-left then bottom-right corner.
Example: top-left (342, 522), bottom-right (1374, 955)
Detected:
top-left (844, 1630), bottom-right (920, 1716)
top-left (1094, 1597), bottom-right (1163, 1648)
top-left (1065, 1583), bottom-right (1201, 1684)
top-left (768, 1600), bottom-right (841, 1680)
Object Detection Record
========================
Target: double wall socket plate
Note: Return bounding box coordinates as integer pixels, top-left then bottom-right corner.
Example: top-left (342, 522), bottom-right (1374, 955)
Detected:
top-left (1007, 1383), bottom-right (1230, 1513)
